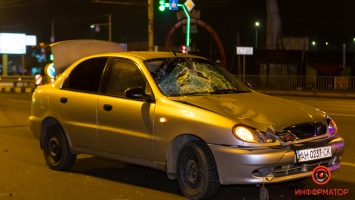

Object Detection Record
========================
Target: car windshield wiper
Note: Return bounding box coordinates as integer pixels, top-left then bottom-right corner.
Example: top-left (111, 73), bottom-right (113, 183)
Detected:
top-left (169, 89), bottom-right (249, 96)
top-left (167, 92), bottom-right (210, 97)
top-left (210, 89), bottom-right (244, 94)
top-left (183, 91), bottom-right (211, 96)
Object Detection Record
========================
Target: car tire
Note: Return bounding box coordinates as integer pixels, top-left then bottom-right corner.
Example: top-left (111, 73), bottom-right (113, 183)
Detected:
top-left (177, 141), bottom-right (220, 200)
top-left (43, 124), bottom-right (76, 170)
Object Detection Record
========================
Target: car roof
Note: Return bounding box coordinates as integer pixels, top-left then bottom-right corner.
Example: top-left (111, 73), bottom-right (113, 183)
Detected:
top-left (96, 51), bottom-right (204, 60)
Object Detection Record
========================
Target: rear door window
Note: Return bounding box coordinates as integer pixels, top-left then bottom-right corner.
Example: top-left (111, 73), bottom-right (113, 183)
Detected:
top-left (62, 57), bottom-right (108, 93)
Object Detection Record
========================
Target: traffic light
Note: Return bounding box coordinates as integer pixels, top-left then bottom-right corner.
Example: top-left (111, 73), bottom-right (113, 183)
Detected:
top-left (159, 0), bottom-right (166, 11)
top-left (181, 45), bottom-right (186, 53)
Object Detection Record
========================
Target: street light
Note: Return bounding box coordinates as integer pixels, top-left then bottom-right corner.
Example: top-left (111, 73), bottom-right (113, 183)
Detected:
top-left (255, 21), bottom-right (260, 48)
top-left (90, 14), bottom-right (112, 41)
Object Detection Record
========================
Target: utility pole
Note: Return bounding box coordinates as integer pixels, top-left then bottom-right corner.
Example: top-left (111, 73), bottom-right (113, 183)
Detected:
top-left (148, 0), bottom-right (154, 51)
top-left (51, 19), bottom-right (55, 43)
top-left (93, 0), bottom-right (153, 50)
top-left (108, 14), bottom-right (112, 41)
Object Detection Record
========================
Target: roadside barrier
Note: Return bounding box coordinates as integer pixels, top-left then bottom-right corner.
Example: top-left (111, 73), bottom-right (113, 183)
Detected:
top-left (0, 75), bottom-right (37, 93)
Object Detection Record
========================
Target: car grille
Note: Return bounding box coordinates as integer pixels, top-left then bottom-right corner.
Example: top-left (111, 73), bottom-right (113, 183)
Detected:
top-left (275, 122), bottom-right (327, 142)
top-left (252, 155), bottom-right (341, 179)
top-left (273, 158), bottom-right (331, 177)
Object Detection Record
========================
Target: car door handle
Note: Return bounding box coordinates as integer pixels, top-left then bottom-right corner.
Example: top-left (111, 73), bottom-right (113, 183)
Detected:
top-left (103, 104), bottom-right (113, 111)
top-left (60, 97), bottom-right (68, 104)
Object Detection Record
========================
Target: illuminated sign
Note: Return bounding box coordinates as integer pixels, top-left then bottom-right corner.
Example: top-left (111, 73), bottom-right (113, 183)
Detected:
top-left (0, 33), bottom-right (26, 54)
top-left (0, 33), bottom-right (37, 54)
top-left (25, 35), bottom-right (37, 46)
top-left (169, 0), bottom-right (178, 10)
top-left (45, 63), bottom-right (56, 79)
top-left (184, 0), bottom-right (195, 12)
top-left (236, 46), bottom-right (253, 55)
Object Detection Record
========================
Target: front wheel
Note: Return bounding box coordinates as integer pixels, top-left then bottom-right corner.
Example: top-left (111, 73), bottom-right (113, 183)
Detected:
top-left (177, 141), bottom-right (220, 200)
top-left (43, 124), bottom-right (76, 170)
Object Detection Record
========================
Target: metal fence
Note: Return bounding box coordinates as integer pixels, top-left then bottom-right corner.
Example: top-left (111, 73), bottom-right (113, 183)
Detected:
top-left (237, 75), bottom-right (355, 97)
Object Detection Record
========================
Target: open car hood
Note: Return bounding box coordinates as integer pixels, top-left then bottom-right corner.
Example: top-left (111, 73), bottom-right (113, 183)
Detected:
top-left (50, 40), bottom-right (126, 73)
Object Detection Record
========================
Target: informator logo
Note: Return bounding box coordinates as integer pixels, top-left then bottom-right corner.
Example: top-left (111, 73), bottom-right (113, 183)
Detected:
top-left (312, 166), bottom-right (331, 185)
top-left (295, 166), bottom-right (349, 196)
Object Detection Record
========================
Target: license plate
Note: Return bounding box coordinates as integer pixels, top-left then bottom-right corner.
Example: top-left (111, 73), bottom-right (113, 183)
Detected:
top-left (296, 146), bottom-right (332, 162)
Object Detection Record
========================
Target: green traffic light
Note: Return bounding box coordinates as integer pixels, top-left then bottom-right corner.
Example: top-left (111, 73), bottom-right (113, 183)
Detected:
top-left (159, 0), bottom-right (166, 11)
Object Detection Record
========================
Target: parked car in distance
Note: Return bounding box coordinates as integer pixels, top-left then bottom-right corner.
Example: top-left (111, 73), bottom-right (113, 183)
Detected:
top-left (29, 41), bottom-right (344, 200)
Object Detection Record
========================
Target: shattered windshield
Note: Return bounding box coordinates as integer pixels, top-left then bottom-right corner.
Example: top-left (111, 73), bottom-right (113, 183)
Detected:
top-left (145, 57), bottom-right (251, 96)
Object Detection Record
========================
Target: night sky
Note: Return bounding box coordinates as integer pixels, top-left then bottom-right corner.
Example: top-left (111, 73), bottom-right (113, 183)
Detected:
top-left (1, 0), bottom-right (355, 56)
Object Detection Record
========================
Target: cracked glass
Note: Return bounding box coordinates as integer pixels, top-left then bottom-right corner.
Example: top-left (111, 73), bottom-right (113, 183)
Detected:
top-left (145, 57), bottom-right (251, 96)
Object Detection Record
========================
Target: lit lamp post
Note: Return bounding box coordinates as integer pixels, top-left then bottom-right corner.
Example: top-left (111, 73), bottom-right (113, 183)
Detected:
top-left (90, 14), bottom-right (112, 41)
top-left (255, 21), bottom-right (260, 48)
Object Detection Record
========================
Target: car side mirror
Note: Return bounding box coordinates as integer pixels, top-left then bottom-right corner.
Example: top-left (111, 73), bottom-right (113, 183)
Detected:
top-left (125, 86), bottom-right (151, 101)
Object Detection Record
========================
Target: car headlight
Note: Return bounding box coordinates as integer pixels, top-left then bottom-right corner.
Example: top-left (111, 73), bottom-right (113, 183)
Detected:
top-left (326, 116), bottom-right (338, 136)
top-left (232, 124), bottom-right (275, 143)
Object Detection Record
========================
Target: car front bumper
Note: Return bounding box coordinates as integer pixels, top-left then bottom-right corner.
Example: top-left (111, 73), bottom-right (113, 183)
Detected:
top-left (209, 137), bottom-right (345, 185)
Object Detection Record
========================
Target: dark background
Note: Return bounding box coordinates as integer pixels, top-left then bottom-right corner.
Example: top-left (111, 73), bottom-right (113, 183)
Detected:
top-left (1, 0), bottom-right (354, 56)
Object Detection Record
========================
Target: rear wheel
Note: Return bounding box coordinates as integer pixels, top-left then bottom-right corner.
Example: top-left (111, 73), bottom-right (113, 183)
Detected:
top-left (177, 141), bottom-right (220, 199)
top-left (43, 124), bottom-right (76, 170)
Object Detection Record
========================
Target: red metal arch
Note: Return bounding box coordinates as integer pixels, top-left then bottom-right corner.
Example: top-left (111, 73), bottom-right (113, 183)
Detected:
top-left (165, 18), bottom-right (227, 68)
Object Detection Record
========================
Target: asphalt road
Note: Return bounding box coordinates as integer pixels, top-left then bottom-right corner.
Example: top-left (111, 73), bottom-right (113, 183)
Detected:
top-left (0, 93), bottom-right (354, 200)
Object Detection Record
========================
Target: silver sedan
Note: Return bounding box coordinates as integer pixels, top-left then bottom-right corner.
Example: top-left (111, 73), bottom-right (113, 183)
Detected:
top-left (29, 41), bottom-right (344, 200)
